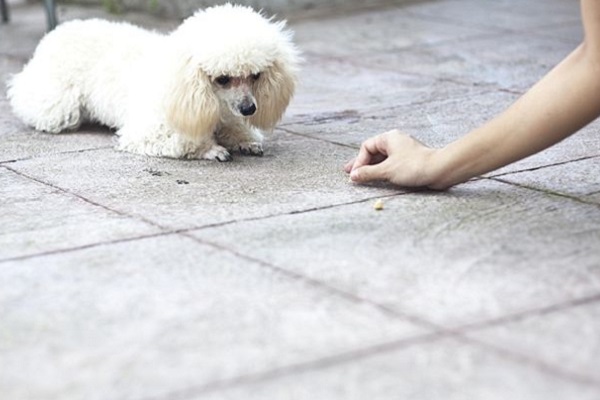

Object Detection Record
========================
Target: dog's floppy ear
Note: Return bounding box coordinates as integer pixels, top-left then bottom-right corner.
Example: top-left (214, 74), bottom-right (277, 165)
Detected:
top-left (250, 61), bottom-right (296, 130)
top-left (164, 57), bottom-right (220, 139)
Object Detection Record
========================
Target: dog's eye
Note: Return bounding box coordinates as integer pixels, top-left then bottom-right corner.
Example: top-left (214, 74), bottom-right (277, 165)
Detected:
top-left (251, 72), bottom-right (261, 81)
top-left (215, 75), bottom-right (231, 85)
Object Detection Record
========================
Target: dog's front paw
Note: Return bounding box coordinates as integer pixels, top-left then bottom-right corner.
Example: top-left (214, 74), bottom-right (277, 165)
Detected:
top-left (239, 142), bottom-right (264, 157)
top-left (202, 144), bottom-right (233, 162)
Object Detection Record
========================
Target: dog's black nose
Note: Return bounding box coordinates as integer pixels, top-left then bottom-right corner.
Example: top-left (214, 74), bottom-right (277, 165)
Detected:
top-left (240, 103), bottom-right (256, 116)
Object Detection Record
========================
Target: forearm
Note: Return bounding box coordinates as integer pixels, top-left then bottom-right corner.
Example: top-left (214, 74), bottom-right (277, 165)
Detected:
top-left (429, 43), bottom-right (600, 189)
top-left (347, 0), bottom-right (600, 190)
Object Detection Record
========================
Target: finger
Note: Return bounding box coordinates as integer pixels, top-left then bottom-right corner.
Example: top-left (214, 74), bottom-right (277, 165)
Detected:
top-left (350, 162), bottom-right (388, 183)
top-left (352, 135), bottom-right (388, 171)
top-left (345, 153), bottom-right (385, 173)
top-left (343, 157), bottom-right (356, 173)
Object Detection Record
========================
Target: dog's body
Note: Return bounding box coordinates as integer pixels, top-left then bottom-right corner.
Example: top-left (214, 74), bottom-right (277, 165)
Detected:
top-left (8, 5), bottom-right (300, 160)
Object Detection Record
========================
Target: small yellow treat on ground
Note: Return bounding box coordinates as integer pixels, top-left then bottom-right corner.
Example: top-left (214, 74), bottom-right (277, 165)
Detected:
top-left (373, 199), bottom-right (384, 211)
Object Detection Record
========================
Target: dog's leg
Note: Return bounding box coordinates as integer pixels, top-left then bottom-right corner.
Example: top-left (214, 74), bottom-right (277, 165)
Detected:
top-left (117, 122), bottom-right (232, 161)
top-left (216, 123), bottom-right (264, 156)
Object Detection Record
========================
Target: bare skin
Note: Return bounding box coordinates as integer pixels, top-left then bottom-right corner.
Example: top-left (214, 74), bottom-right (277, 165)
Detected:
top-left (345, 0), bottom-right (600, 190)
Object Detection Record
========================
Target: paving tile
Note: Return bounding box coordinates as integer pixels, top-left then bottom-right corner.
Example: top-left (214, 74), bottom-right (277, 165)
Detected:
top-left (284, 89), bottom-right (600, 175)
top-left (284, 89), bottom-right (517, 147)
top-left (0, 167), bottom-right (161, 260)
top-left (0, 6), bottom-right (45, 62)
top-left (494, 156), bottom-right (600, 204)
top-left (0, 100), bottom-right (114, 162)
top-left (405, 0), bottom-right (581, 34)
top-left (6, 132), bottom-right (396, 230)
top-left (284, 53), bottom-right (486, 120)
top-left (490, 124), bottom-right (600, 176)
top-left (360, 31), bottom-right (576, 92)
top-left (198, 336), bottom-right (600, 400)
top-left (190, 179), bottom-right (600, 327)
top-left (1, 1), bottom-right (597, 399)
top-left (0, 126), bottom-right (114, 163)
top-left (467, 298), bottom-right (600, 384)
top-left (0, 234), bottom-right (424, 400)
top-left (292, 5), bottom-right (492, 57)
top-left (536, 21), bottom-right (583, 43)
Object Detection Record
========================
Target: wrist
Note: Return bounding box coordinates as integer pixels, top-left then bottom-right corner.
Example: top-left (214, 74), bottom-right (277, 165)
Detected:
top-left (424, 146), bottom-right (462, 190)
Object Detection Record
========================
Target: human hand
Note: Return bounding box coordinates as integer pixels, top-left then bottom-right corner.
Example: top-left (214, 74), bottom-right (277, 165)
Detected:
top-left (344, 129), bottom-right (441, 188)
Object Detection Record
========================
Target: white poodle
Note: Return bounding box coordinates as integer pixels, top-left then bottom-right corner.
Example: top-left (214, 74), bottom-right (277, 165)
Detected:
top-left (7, 4), bottom-right (300, 161)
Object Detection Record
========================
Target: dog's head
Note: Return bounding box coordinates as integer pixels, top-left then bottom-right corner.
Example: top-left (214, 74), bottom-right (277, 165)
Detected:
top-left (164, 4), bottom-right (301, 139)
top-left (210, 73), bottom-right (260, 119)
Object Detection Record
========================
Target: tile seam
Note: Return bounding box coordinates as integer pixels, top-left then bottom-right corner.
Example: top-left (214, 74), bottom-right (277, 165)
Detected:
top-left (134, 331), bottom-right (449, 400)
top-left (490, 177), bottom-right (600, 208)
top-left (0, 192), bottom-right (408, 263)
top-left (2, 164), bottom-right (168, 229)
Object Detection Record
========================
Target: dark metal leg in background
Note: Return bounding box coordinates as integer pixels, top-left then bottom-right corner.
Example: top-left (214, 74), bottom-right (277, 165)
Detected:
top-left (0, 0), bottom-right (57, 29)
top-left (0, 0), bottom-right (9, 23)
top-left (44, 0), bottom-right (57, 31)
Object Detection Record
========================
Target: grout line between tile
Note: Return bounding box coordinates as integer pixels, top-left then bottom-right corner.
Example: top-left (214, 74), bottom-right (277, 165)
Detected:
top-left (138, 325), bottom-right (600, 400)
top-left (300, 49), bottom-right (509, 92)
top-left (0, 145), bottom-right (114, 165)
top-left (162, 234), bottom-right (600, 395)
top-left (136, 232), bottom-right (600, 398)
top-left (0, 231), bottom-right (172, 264)
top-left (487, 154), bottom-right (600, 179)
top-left (2, 164), bottom-right (168, 230)
top-left (5, 160), bottom-right (598, 392)
top-left (280, 86), bottom-right (514, 130)
top-left (184, 232), bottom-right (440, 330)
top-left (465, 336), bottom-right (600, 387)
top-left (286, 0), bottom-right (420, 22)
top-left (4, 2), bottom-right (594, 398)
top-left (137, 330), bottom-right (448, 400)
top-left (277, 126), bottom-right (359, 148)
top-left (403, 11), bottom-right (581, 46)
top-left (0, 182), bottom-right (407, 263)
top-left (490, 177), bottom-right (600, 208)
top-left (453, 293), bottom-right (600, 333)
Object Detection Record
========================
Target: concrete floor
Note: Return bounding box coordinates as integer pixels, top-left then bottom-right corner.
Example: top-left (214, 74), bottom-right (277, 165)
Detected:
top-left (1, 0), bottom-right (600, 399)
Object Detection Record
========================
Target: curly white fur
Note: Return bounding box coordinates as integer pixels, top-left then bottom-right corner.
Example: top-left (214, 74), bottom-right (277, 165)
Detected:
top-left (7, 4), bottom-right (300, 160)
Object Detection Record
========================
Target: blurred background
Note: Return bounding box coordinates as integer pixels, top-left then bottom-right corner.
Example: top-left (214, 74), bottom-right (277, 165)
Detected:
top-left (15, 0), bottom-right (401, 18)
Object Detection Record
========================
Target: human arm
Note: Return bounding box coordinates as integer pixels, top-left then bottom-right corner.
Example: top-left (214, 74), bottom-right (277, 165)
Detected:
top-left (345, 0), bottom-right (600, 190)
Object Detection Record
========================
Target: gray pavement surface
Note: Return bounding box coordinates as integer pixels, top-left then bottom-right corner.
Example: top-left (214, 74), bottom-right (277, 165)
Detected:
top-left (1, 0), bottom-right (600, 399)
